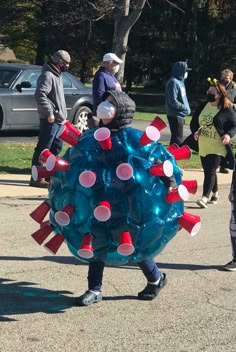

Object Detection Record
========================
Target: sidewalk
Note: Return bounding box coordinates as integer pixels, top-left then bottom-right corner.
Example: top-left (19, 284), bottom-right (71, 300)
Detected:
top-left (0, 169), bottom-right (232, 198)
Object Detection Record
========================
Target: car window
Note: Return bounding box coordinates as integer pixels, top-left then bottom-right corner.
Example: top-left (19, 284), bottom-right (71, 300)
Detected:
top-left (0, 69), bottom-right (19, 88)
top-left (62, 74), bottom-right (73, 88)
top-left (19, 70), bottom-right (41, 88)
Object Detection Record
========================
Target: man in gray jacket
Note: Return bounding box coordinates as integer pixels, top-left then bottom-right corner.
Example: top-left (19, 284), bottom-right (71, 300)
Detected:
top-left (30, 50), bottom-right (71, 188)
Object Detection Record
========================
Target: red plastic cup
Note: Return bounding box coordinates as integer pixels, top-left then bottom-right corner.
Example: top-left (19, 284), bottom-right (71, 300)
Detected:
top-left (30, 200), bottom-right (50, 223)
top-left (31, 165), bottom-right (54, 181)
top-left (117, 231), bottom-right (135, 256)
top-left (46, 156), bottom-right (69, 172)
top-left (166, 144), bottom-right (179, 153)
top-left (150, 116), bottom-right (167, 131)
top-left (31, 224), bottom-right (52, 245)
top-left (93, 201), bottom-right (111, 221)
top-left (64, 120), bottom-right (82, 137)
top-left (182, 180), bottom-right (198, 195)
top-left (94, 127), bottom-right (112, 150)
top-left (40, 220), bottom-right (50, 228)
top-left (44, 233), bottom-right (64, 254)
top-left (116, 163), bottom-right (133, 181)
top-left (56, 125), bottom-right (79, 146)
top-left (77, 233), bottom-right (94, 259)
top-left (79, 171), bottom-right (97, 188)
top-left (139, 126), bottom-right (160, 146)
top-left (178, 212), bottom-right (201, 236)
top-left (149, 160), bottom-right (173, 177)
top-left (165, 185), bottom-right (189, 203)
top-left (55, 204), bottom-right (74, 226)
top-left (170, 145), bottom-right (191, 160)
top-left (39, 149), bottom-right (54, 164)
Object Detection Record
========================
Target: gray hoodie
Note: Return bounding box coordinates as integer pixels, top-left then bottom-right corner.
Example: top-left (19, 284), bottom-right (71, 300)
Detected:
top-left (35, 63), bottom-right (67, 123)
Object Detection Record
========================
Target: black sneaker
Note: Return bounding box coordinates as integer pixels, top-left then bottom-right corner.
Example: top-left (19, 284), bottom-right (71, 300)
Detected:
top-left (138, 273), bottom-right (167, 300)
top-left (75, 290), bottom-right (102, 306)
top-left (222, 260), bottom-right (236, 272)
top-left (29, 178), bottom-right (49, 189)
top-left (208, 194), bottom-right (220, 205)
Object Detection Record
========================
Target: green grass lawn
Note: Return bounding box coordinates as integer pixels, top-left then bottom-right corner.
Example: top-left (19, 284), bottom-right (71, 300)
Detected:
top-left (0, 142), bottom-right (201, 174)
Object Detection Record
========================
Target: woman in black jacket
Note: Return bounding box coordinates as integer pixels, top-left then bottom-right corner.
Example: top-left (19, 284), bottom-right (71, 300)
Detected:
top-left (190, 82), bottom-right (236, 208)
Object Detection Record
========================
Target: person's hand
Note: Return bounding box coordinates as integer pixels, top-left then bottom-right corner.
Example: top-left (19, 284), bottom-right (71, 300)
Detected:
top-left (194, 132), bottom-right (199, 141)
top-left (48, 115), bottom-right (55, 123)
top-left (222, 134), bottom-right (230, 145)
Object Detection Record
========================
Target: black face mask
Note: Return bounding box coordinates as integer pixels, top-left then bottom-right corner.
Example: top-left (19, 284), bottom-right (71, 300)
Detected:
top-left (206, 93), bottom-right (216, 102)
top-left (60, 65), bottom-right (68, 72)
top-left (220, 78), bottom-right (230, 86)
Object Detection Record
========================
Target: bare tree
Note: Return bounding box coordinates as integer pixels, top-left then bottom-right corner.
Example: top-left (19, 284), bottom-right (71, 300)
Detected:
top-left (112, 0), bottom-right (147, 82)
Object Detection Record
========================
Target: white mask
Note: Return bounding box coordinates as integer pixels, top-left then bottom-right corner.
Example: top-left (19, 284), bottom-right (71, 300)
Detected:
top-left (96, 101), bottom-right (116, 120)
top-left (113, 64), bottom-right (120, 74)
top-left (184, 72), bottom-right (188, 80)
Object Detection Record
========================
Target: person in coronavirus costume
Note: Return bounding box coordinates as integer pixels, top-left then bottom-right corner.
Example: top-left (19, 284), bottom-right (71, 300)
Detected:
top-left (29, 90), bottom-right (201, 306)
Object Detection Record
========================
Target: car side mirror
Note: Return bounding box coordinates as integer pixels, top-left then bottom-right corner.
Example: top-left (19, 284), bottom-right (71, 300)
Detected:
top-left (16, 81), bottom-right (32, 92)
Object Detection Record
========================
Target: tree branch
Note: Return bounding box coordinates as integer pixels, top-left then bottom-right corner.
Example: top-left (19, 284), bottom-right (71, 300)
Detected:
top-left (164, 0), bottom-right (185, 14)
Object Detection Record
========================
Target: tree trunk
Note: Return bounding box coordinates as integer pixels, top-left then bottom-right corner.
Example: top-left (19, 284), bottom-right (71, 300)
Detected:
top-left (112, 0), bottom-right (147, 83)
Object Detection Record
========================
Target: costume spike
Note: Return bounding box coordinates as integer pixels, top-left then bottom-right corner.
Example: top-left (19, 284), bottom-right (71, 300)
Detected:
top-left (44, 233), bottom-right (64, 254)
top-left (150, 116), bottom-right (167, 131)
top-left (56, 125), bottom-right (79, 146)
top-left (94, 127), bottom-right (112, 150)
top-left (139, 126), bottom-right (160, 145)
top-left (30, 200), bottom-right (50, 223)
top-left (94, 201), bottom-right (111, 221)
top-left (77, 233), bottom-right (94, 259)
top-left (166, 185), bottom-right (189, 203)
top-left (117, 231), bottom-right (135, 256)
top-left (55, 204), bottom-right (74, 226)
top-left (31, 224), bottom-right (52, 245)
top-left (149, 160), bottom-right (173, 177)
top-left (182, 180), bottom-right (198, 194)
top-left (169, 145), bottom-right (191, 160)
top-left (178, 212), bottom-right (201, 236)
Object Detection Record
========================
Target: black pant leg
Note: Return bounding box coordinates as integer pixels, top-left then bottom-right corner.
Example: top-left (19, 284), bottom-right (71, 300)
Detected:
top-left (88, 261), bottom-right (105, 291)
top-left (138, 259), bottom-right (161, 282)
top-left (167, 115), bottom-right (185, 146)
top-left (200, 154), bottom-right (221, 197)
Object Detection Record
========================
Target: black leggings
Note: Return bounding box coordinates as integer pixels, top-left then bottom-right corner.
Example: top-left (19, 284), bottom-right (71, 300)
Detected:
top-left (167, 115), bottom-right (185, 146)
top-left (200, 154), bottom-right (222, 198)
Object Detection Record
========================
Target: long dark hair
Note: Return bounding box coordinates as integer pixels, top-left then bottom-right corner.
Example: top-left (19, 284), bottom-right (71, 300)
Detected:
top-left (215, 83), bottom-right (233, 109)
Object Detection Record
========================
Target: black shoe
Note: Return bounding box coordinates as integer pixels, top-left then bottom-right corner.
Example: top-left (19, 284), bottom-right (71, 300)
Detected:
top-left (138, 273), bottom-right (167, 300)
top-left (219, 167), bottom-right (229, 174)
top-left (29, 178), bottom-right (49, 189)
top-left (222, 260), bottom-right (236, 272)
top-left (75, 290), bottom-right (102, 306)
top-left (208, 194), bottom-right (220, 205)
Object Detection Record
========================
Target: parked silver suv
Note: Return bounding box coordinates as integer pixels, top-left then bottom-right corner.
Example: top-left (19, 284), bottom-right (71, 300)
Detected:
top-left (0, 63), bottom-right (93, 132)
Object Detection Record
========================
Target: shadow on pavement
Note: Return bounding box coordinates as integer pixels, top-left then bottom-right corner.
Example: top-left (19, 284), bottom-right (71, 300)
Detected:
top-left (0, 277), bottom-right (74, 322)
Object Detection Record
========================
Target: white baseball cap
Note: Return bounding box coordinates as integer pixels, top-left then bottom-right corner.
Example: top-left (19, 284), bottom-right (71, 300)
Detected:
top-left (103, 53), bottom-right (123, 64)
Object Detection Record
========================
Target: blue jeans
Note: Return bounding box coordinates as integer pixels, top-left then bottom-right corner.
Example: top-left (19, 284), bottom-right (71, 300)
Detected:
top-left (31, 119), bottom-right (63, 167)
top-left (87, 259), bottom-right (161, 292)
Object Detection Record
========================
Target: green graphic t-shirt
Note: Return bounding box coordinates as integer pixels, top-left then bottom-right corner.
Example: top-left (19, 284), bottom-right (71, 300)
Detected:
top-left (198, 103), bottom-right (226, 157)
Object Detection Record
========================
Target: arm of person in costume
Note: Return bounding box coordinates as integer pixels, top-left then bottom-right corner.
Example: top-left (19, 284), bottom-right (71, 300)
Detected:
top-left (35, 72), bottom-right (55, 122)
top-left (167, 80), bottom-right (190, 114)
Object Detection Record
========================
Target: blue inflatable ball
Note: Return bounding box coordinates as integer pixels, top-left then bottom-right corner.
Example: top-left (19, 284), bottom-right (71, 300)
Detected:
top-left (48, 127), bottom-right (183, 266)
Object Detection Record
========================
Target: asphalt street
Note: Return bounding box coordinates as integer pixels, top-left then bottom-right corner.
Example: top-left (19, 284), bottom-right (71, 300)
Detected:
top-left (0, 120), bottom-right (191, 143)
top-left (0, 170), bottom-right (235, 351)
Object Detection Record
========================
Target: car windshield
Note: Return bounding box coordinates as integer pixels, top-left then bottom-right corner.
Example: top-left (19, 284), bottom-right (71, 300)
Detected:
top-left (0, 69), bottom-right (19, 88)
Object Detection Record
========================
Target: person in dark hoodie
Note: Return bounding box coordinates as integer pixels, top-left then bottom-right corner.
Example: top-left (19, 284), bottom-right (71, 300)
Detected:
top-left (30, 50), bottom-right (71, 188)
top-left (75, 90), bottom-right (177, 306)
top-left (165, 61), bottom-right (191, 146)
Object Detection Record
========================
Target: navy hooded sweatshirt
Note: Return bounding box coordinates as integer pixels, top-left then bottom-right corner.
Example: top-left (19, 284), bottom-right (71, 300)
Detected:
top-left (165, 61), bottom-right (191, 119)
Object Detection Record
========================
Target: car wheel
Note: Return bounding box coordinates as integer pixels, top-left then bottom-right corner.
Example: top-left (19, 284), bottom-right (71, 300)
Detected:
top-left (73, 106), bottom-right (92, 133)
top-left (0, 106), bottom-right (3, 130)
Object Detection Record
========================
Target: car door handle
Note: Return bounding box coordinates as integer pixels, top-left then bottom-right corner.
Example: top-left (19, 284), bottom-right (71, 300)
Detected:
top-left (72, 92), bottom-right (79, 96)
